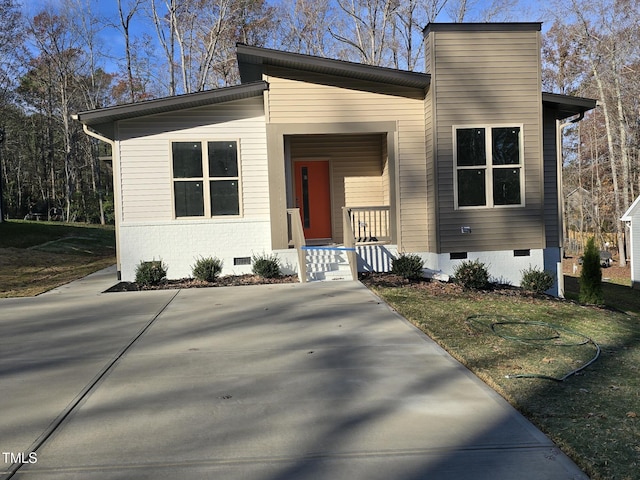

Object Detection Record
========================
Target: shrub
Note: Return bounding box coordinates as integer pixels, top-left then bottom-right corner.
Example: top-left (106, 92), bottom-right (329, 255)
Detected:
top-left (391, 253), bottom-right (424, 280)
top-left (580, 237), bottom-right (603, 305)
top-left (135, 260), bottom-right (167, 286)
top-left (252, 252), bottom-right (281, 278)
top-left (192, 256), bottom-right (223, 282)
top-left (520, 266), bottom-right (554, 294)
top-left (453, 259), bottom-right (490, 290)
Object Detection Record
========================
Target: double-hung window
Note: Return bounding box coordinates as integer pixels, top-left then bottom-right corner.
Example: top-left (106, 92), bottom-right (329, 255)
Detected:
top-left (172, 140), bottom-right (240, 218)
top-left (454, 126), bottom-right (524, 208)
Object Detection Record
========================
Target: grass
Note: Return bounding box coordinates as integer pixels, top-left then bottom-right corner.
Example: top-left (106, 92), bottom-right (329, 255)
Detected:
top-left (364, 277), bottom-right (640, 480)
top-left (0, 220), bottom-right (116, 297)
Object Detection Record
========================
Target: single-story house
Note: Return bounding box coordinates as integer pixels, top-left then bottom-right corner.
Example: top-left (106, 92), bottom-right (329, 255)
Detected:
top-left (74, 22), bottom-right (596, 295)
top-left (621, 195), bottom-right (640, 289)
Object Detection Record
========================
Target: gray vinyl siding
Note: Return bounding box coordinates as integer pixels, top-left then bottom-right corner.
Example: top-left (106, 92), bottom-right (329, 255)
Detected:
top-left (289, 134), bottom-right (386, 243)
top-left (427, 28), bottom-right (544, 252)
top-left (543, 108), bottom-right (560, 248)
top-left (116, 97), bottom-right (267, 223)
top-left (265, 70), bottom-right (428, 251)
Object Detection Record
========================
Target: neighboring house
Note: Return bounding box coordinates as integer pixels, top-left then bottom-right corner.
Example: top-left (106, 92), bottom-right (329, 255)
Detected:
top-left (74, 23), bottom-right (596, 294)
top-left (621, 195), bottom-right (640, 289)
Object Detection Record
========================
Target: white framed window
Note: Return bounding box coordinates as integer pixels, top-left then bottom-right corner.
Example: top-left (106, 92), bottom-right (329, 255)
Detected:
top-left (453, 126), bottom-right (524, 209)
top-left (171, 140), bottom-right (241, 218)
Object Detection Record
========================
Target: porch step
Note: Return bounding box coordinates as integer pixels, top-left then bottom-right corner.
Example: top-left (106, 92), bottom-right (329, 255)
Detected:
top-left (303, 247), bottom-right (354, 282)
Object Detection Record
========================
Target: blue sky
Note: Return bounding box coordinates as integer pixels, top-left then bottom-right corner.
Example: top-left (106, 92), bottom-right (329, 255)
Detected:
top-left (19, 0), bottom-right (552, 75)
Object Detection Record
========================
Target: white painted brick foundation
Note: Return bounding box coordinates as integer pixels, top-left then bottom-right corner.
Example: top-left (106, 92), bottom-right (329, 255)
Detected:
top-left (119, 219), bottom-right (272, 281)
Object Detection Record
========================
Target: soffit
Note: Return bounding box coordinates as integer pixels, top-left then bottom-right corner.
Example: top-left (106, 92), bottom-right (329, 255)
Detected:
top-left (237, 44), bottom-right (431, 95)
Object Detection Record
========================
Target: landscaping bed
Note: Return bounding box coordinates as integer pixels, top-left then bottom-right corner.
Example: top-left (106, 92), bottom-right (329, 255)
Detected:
top-left (106, 274), bottom-right (299, 292)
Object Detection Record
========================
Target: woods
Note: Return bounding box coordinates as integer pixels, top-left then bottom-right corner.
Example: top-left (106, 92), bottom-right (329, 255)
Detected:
top-left (0, 0), bottom-right (638, 264)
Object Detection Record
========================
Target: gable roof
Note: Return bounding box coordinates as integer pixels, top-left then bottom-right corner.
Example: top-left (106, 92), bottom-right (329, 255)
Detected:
top-left (622, 195), bottom-right (640, 221)
top-left (236, 44), bottom-right (431, 95)
top-left (73, 81), bottom-right (269, 139)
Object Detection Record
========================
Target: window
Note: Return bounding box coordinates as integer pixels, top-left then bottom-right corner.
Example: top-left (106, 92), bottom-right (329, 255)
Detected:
top-left (172, 140), bottom-right (240, 218)
top-left (454, 126), bottom-right (523, 208)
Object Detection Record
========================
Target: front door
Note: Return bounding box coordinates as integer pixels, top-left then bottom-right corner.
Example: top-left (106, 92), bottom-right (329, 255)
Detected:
top-left (294, 160), bottom-right (332, 240)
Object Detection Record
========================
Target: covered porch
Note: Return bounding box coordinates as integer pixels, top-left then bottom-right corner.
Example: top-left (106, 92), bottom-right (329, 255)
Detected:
top-left (277, 131), bottom-right (396, 281)
top-left (284, 133), bottom-right (394, 246)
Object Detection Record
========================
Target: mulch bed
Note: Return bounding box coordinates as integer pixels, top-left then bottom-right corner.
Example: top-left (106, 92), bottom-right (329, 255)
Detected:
top-left (105, 274), bottom-right (299, 292)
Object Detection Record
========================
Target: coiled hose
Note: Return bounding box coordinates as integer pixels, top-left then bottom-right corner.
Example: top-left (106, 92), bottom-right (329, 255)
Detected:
top-left (465, 314), bottom-right (601, 381)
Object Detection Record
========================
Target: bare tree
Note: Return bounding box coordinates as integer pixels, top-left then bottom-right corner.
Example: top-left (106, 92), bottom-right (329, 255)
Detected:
top-left (330, 0), bottom-right (399, 66)
top-left (149, 0), bottom-right (178, 96)
top-left (277, 0), bottom-right (337, 57)
top-left (116, 0), bottom-right (145, 102)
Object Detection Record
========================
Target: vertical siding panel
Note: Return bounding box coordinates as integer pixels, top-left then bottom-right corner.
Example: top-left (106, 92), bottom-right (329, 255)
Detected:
top-left (428, 28), bottom-right (544, 252)
top-left (543, 108), bottom-right (560, 247)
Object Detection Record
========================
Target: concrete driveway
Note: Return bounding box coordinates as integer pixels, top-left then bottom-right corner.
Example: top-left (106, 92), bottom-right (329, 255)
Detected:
top-left (0, 268), bottom-right (587, 479)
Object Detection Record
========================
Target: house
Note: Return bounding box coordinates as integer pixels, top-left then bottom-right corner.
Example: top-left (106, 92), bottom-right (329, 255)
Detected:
top-left (74, 23), bottom-right (596, 294)
top-left (621, 195), bottom-right (640, 289)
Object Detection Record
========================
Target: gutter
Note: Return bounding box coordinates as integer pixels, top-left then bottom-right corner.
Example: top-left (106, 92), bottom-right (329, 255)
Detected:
top-left (556, 110), bottom-right (587, 297)
top-left (73, 117), bottom-right (122, 281)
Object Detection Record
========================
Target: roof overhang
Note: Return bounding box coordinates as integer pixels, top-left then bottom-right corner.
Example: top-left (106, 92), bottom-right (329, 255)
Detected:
top-left (621, 195), bottom-right (640, 221)
top-left (424, 22), bottom-right (542, 35)
top-left (542, 92), bottom-right (598, 120)
top-left (237, 44), bottom-right (431, 96)
top-left (73, 81), bottom-right (269, 140)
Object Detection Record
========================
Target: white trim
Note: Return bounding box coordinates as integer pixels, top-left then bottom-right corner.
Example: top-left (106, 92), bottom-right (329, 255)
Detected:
top-left (452, 124), bottom-right (525, 210)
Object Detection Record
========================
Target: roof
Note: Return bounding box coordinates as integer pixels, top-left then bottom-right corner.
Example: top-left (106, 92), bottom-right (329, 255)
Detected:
top-left (542, 92), bottom-right (598, 120)
top-left (622, 195), bottom-right (640, 221)
top-left (424, 22), bottom-right (542, 34)
top-left (236, 44), bottom-right (431, 95)
top-left (73, 81), bottom-right (269, 139)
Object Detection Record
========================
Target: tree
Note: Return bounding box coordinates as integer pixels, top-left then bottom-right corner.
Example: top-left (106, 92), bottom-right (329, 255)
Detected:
top-left (330, 0), bottom-right (399, 66)
top-left (579, 236), bottom-right (603, 305)
top-left (545, 0), bottom-right (640, 266)
top-left (0, 0), bottom-right (25, 222)
top-left (276, 0), bottom-right (337, 57)
top-left (116, 0), bottom-right (146, 103)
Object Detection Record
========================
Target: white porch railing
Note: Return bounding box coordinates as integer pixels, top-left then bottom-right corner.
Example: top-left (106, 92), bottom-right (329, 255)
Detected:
top-left (346, 206), bottom-right (391, 244)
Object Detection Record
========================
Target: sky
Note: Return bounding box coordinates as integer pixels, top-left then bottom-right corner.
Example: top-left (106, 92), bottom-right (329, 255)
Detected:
top-left (18, 0), bottom-right (552, 77)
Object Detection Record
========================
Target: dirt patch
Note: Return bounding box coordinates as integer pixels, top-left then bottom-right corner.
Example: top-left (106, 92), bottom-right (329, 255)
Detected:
top-left (105, 274), bottom-right (299, 292)
top-left (563, 255), bottom-right (630, 284)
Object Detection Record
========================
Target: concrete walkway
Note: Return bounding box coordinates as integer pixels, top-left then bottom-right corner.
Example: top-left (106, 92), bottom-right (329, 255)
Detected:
top-left (0, 268), bottom-right (588, 479)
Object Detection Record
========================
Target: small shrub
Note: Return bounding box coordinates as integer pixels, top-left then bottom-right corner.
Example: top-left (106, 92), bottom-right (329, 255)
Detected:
top-left (135, 260), bottom-right (167, 286)
top-left (453, 259), bottom-right (490, 290)
top-left (252, 252), bottom-right (281, 278)
top-left (391, 253), bottom-right (424, 280)
top-left (580, 237), bottom-right (603, 305)
top-left (520, 266), bottom-right (554, 294)
top-left (192, 256), bottom-right (223, 282)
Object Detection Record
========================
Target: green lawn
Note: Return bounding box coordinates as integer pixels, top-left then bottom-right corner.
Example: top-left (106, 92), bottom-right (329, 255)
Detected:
top-left (363, 276), bottom-right (639, 480)
top-left (0, 220), bottom-right (116, 297)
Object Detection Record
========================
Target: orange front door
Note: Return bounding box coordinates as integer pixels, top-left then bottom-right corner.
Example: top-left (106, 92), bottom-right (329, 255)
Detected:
top-left (294, 161), bottom-right (332, 239)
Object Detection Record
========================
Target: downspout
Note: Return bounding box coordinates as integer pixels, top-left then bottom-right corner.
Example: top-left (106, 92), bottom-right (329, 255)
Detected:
top-left (556, 111), bottom-right (585, 297)
top-left (76, 119), bottom-right (122, 281)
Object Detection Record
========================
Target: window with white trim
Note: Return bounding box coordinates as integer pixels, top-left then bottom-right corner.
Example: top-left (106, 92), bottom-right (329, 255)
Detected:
top-left (172, 140), bottom-right (240, 218)
top-left (454, 126), bottom-right (524, 208)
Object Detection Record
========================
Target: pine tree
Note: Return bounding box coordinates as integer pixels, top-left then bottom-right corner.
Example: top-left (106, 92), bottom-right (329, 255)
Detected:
top-left (579, 236), bottom-right (603, 305)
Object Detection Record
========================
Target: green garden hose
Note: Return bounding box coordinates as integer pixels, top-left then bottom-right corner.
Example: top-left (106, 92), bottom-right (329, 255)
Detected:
top-left (465, 314), bottom-right (601, 381)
